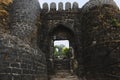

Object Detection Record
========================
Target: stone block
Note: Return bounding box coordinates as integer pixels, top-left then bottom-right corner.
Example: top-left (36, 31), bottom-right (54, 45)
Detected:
top-left (23, 69), bottom-right (30, 74)
top-left (11, 63), bottom-right (20, 68)
top-left (21, 75), bottom-right (33, 80)
top-left (13, 75), bottom-right (21, 80)
top-left (0, 61), bottom-right (10, 68)
top-left (21, 63), bottom-right (28, 69)
top-left (0, 68), bottom-right (11, 73)
top-left (12, 68), bottom-right (21, 74)
top-left (0, 74), bottom-right (12, 80)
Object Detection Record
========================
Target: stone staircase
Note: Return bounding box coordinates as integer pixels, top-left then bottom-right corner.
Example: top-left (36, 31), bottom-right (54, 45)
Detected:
top-left (54, 59), bottom-right (70, 70)
top-left (50, 70), bottom-right (80, 80)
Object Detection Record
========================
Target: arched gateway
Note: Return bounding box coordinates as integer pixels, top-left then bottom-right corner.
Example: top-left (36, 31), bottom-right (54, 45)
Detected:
top-left (0, 0), bottom-right (120, 80)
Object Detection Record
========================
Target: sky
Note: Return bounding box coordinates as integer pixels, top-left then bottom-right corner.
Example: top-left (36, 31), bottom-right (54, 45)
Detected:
top-left (54, 40), bottom-right (69, 48)
top-left (39, 0), bottom-right (120, 9)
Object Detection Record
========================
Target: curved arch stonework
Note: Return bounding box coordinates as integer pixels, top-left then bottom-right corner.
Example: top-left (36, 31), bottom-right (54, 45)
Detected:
top-left (49, 24), bottom-right (75, 40)
top-left (48, 21), bottom-right (75, 33)
top-left (82, 0), bottom-right (118, 12)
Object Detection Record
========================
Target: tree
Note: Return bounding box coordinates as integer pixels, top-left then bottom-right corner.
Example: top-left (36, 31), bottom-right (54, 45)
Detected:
top-left (62, 47), bottom-right (70, 57)
top-left (54, 44), bottom-right (70, 58)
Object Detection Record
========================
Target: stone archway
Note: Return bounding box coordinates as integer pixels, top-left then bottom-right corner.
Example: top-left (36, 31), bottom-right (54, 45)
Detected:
top-left (46, 24), bottom-right (78, 75)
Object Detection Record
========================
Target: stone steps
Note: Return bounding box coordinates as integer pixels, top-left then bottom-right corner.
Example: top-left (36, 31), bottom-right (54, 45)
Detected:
top-left (50, 70), bottom-right (79, 80)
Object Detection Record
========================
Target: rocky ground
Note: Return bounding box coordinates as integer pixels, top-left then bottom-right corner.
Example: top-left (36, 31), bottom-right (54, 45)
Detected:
top-left (50, 70), bottom-right (80, 80)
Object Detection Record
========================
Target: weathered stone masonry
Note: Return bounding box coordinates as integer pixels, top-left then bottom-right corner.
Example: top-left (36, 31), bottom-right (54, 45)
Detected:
top-left (0, 0), bottom-right (120, 80)
top-left (0, 0), bottom-right (47, 80)
top-left (0, 33), bottom-right (47, 80)
top-left (39, 2), bottom-right (81, 75)
top-left (81, 0), bottom-right (120, 80)
top-left (10, 0), bottom-right (40, 44)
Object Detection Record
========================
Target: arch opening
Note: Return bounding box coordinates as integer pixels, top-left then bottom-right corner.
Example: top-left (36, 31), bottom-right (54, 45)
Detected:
top-left (47, 24), bottom-right (78, 76)
top-left (53, 40), bottom-right (70, 70)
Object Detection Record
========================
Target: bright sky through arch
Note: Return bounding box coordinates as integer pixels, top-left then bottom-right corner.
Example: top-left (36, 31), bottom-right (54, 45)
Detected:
top-left (54, 40), bottom-right (69, 48)
top-left (39, 0), bottom-right (120, 8)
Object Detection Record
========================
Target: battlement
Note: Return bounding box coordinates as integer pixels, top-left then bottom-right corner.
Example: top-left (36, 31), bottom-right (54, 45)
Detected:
top-left (42, 2), bottom-right (79, 12)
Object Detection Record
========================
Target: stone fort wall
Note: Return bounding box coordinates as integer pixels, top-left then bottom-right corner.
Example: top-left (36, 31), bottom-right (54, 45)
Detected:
top-left (0, 0), bottom-right (47, 80)
top-left (0, 0), bottom-right (120, 80)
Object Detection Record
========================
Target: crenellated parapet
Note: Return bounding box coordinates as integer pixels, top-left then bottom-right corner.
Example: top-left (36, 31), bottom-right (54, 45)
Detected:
top-left (42, 2), bottom-right (79, 12)
top-left (82, 0), bottom-right (119, 12)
